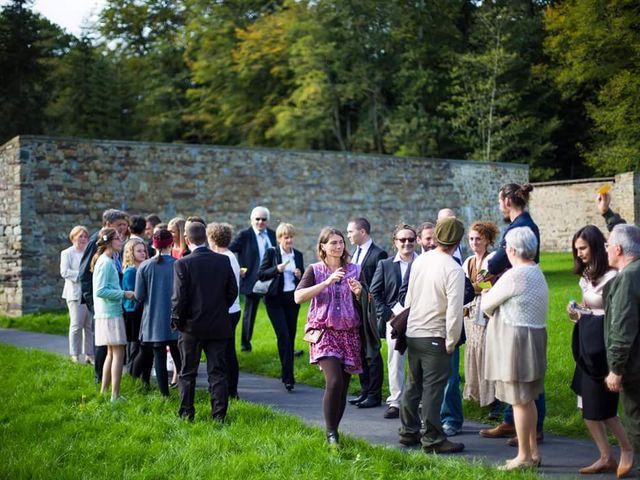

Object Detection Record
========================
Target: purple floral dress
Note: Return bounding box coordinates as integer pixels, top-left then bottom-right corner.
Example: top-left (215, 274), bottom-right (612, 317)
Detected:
top-left (298, 262), bottom-right (363, 374)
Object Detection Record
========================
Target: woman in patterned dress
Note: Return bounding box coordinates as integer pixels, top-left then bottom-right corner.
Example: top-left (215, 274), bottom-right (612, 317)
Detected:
top-left (295, 227), bottom-right (363, 446)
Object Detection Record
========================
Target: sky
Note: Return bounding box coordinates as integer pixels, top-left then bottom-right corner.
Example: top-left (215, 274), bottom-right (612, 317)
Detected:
top-left (1, 0), bottom-right (106, 37)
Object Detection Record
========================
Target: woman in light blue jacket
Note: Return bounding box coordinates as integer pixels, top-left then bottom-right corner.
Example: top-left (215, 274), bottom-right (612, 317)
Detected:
top-left (91, 227), bottom-right (135, 401)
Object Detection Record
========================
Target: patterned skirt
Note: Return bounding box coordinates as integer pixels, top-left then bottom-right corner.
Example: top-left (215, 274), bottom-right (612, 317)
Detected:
top-left (309, 328), bottom-right (362, 375)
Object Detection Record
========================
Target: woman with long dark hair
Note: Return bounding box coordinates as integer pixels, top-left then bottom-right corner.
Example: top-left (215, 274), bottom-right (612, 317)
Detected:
top-left (568, 225), bottom-right (633, 475)
top-left (294, 227), bottom-right (363, 446)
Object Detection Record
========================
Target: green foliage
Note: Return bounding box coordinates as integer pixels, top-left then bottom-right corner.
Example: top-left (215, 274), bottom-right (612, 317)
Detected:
top-left (0, 345), bottom-right (539, 479)
top-left (1, 0), bottom-right (638, 179)
top-left (544, 0), bottom-right (640, 175)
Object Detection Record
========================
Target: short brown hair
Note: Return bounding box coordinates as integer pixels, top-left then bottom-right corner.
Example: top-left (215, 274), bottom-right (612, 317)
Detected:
top-left (207, 222), bottom-right (233, 248)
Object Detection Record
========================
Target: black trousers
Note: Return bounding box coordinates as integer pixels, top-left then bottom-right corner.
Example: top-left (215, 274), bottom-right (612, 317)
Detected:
top-left (178, 332), bottom-right (229, 421)
top-left (356, 322), bottom-right (384, 402)
top-left (226, 311), bottom-right (241, 397)
top-left (265, 291), bottom-right (300, 385)
top-left (131, 341), bottom-right (180, 396)
top-left (241, 293), bottom-right (262, 350)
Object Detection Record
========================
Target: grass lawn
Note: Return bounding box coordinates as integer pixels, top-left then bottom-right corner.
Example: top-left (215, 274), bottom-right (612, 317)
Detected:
top-left (0, 345), bottom-right (537, 479)
top-left (1, 252), bottom-right (587, 437)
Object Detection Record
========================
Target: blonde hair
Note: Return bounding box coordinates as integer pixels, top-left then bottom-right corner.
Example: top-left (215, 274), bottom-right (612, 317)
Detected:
top-left (276, 222), bottom-right (295, 239)
top-left (168, 217), bottom-right (187, 251)
top-left (122, 238), bottom-right (146, 270)
top-left (68, 225), bottom-right (89, 243)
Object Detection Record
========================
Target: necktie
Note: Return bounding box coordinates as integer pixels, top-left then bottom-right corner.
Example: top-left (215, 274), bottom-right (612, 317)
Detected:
top-left (354, 247), bottom-right (361, 264)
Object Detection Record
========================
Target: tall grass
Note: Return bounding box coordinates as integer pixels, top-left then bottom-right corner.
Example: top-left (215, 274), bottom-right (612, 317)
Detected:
top-left (1, 253), bottom-right (587, 436)
top-left (0, 345), bottom-right (536, 479)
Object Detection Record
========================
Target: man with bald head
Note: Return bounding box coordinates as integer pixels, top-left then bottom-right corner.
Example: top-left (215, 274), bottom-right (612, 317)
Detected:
top-left (229, 206), bottom-right (277, 352)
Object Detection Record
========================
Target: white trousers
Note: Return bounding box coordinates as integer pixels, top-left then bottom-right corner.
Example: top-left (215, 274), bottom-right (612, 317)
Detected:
top-left (67, 300), bottom-right (94, 357)
top-left (385, 324), bottom-right (406, 408)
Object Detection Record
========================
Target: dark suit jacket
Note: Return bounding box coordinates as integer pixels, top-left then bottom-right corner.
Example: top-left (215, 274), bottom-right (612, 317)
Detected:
top-left (359, 242), bottom-right (388, 288)
top-left (257, 247), bottom-right (304, 295)
top-left (370, 257), bottom-right (403, 326)
top-left (171, 247), bottom-right (238, 339)
top-left (79, 230), bottom-right (99, 312)
top-left (229, 227), bottom-right (277, 295)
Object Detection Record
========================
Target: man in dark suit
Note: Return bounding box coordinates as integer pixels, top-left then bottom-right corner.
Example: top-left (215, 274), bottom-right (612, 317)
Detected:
top-left (346, 217), bottom-right (388, 408)
top-left (370, 224), bottom-right (419, 419)
top-left (79, 208), bottom-right (129, 382)
top-left (172, 222), bottom-right (238, 421)
top-left (229, 206), bottom-right (277, 352)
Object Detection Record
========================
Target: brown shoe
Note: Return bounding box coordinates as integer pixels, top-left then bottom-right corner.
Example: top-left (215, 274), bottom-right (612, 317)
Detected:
top-left (578, 457), bottom-right (618, 474)
top-left (479, 422), bottom-right (516, 438)
top-left (424, 439), bottom-right (465, 454)
top-left (398, 432), bottom-right (421, 446)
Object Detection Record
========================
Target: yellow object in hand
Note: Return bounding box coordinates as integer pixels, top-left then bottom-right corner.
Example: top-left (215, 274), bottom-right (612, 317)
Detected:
top-left (478, 281), bottom-right (492, 289)
top-left (597, 185), bottom-right (612, 195)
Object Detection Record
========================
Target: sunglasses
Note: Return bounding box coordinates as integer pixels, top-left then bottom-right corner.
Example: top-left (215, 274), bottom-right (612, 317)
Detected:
top-left (254, 217), bottom-right (268, 222)
top-left (396, 237), bottom-right (416, 244)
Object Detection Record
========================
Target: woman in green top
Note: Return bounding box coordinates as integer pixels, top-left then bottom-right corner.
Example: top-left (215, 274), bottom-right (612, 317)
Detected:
top-left (91, 228), bottom-right (135, 401)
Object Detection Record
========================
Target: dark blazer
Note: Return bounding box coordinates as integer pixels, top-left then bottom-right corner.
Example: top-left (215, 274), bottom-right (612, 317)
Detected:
top-left (370, 257), bottom-right (403, 326)
top-left (488, 211), bottom-right (540, 275)
top-left (257, 247), bottom-right (304, 295)
top-left (229, 227), bottom-right (277, 295)
top-left (171, 247), bottom-right (238, 339)
top-left (79, 230), bottom-right (99, 311)
top-left (359, 242), bottom-right (388, 288)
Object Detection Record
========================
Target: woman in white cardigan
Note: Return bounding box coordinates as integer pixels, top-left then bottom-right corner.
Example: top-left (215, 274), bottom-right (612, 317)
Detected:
top-left (482, 227), bottom-right (548, 471)
top-left (60, 225), bottom-right (94, 363)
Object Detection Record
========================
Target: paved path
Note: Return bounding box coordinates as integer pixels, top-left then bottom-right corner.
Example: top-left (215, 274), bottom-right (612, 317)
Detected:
top-left (0, 328), bottom-right (617, 478)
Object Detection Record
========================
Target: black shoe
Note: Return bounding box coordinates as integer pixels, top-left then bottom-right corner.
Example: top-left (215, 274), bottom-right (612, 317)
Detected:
top-left (293, 349), bottom-right (304, 357)
top-left (285, 383), bottom-right (294, 392)
top-left (384, 406), bottom-right (399, 419)
top-left (424, 439), bottom-right (465, 454)
top-left (326, 430), bottom-right (339, 446)
top-left (357, 397), bottom-right (381, 408)
top-left (399, 432), bottom-right (421, 446)
top-left (348, 394), bottom-right (367, 405)
top-left (240, 345), bottom-right (251, 352)
top-left (170, 382), bottom-right (178, 389)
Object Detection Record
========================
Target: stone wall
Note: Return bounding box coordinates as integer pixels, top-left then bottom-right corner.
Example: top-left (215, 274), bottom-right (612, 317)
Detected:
top-left (0, 135), bottom-right (528, 315)
top-left (529, 172), bottom-right (639, 252)
top-left (0, 137), bottom-right (23, 316)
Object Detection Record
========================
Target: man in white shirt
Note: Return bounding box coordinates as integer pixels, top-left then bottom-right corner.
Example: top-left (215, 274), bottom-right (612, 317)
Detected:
top-left (399, 217), bottom-right (466, 454)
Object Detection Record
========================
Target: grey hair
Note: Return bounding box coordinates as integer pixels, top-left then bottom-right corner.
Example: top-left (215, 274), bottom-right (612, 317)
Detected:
top-left (251, 206), bottom-right (270, 221)
top-left (505, 227), bottom-right (538, 261)
top-left (102, 209), bottom-right (128, 225)
top-left (610, 224), bottom-right (640, 258)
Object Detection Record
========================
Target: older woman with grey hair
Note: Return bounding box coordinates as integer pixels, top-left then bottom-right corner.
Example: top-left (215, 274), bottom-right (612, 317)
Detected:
top-left (482, 227), bottom-right (548, 471)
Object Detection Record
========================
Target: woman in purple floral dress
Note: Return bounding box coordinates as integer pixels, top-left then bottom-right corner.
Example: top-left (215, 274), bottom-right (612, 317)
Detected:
top-left (295, 227), bottom-right (363, 447)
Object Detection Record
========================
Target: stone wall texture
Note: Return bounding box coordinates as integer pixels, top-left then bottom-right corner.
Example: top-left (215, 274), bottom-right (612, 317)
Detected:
top-left (0, 135), bottom-right (528, 316)
top-left (529, 172), bottom-right (639, 252)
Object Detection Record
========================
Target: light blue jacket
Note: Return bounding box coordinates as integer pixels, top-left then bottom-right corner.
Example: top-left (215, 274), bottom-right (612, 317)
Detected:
top-left (93, 254), bottom-right (124, 319)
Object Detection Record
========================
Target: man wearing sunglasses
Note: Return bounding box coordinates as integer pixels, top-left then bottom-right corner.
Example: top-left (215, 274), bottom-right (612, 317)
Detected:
top-left (370, 224), bottom-right (419, 419)
top-left (229, 206), bottom-right (277, 352)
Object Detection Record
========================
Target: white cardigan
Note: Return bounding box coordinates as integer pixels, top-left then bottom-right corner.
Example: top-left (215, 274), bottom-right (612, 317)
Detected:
top-left (60, 245), bottom-right (83, 300)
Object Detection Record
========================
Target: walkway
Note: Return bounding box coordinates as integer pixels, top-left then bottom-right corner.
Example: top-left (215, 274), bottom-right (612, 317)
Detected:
top-left (0, 328), bottom-right (615, 478)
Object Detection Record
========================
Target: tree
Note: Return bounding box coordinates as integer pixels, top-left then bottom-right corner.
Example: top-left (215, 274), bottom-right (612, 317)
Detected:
top-left (0, 0), bottom-right (72, 143)
top-left (545, 0), bottom-right (640, 175)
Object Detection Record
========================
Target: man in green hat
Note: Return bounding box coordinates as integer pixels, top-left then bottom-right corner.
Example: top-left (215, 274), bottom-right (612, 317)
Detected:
top-left (398, 217), bottom-right (466, 454)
